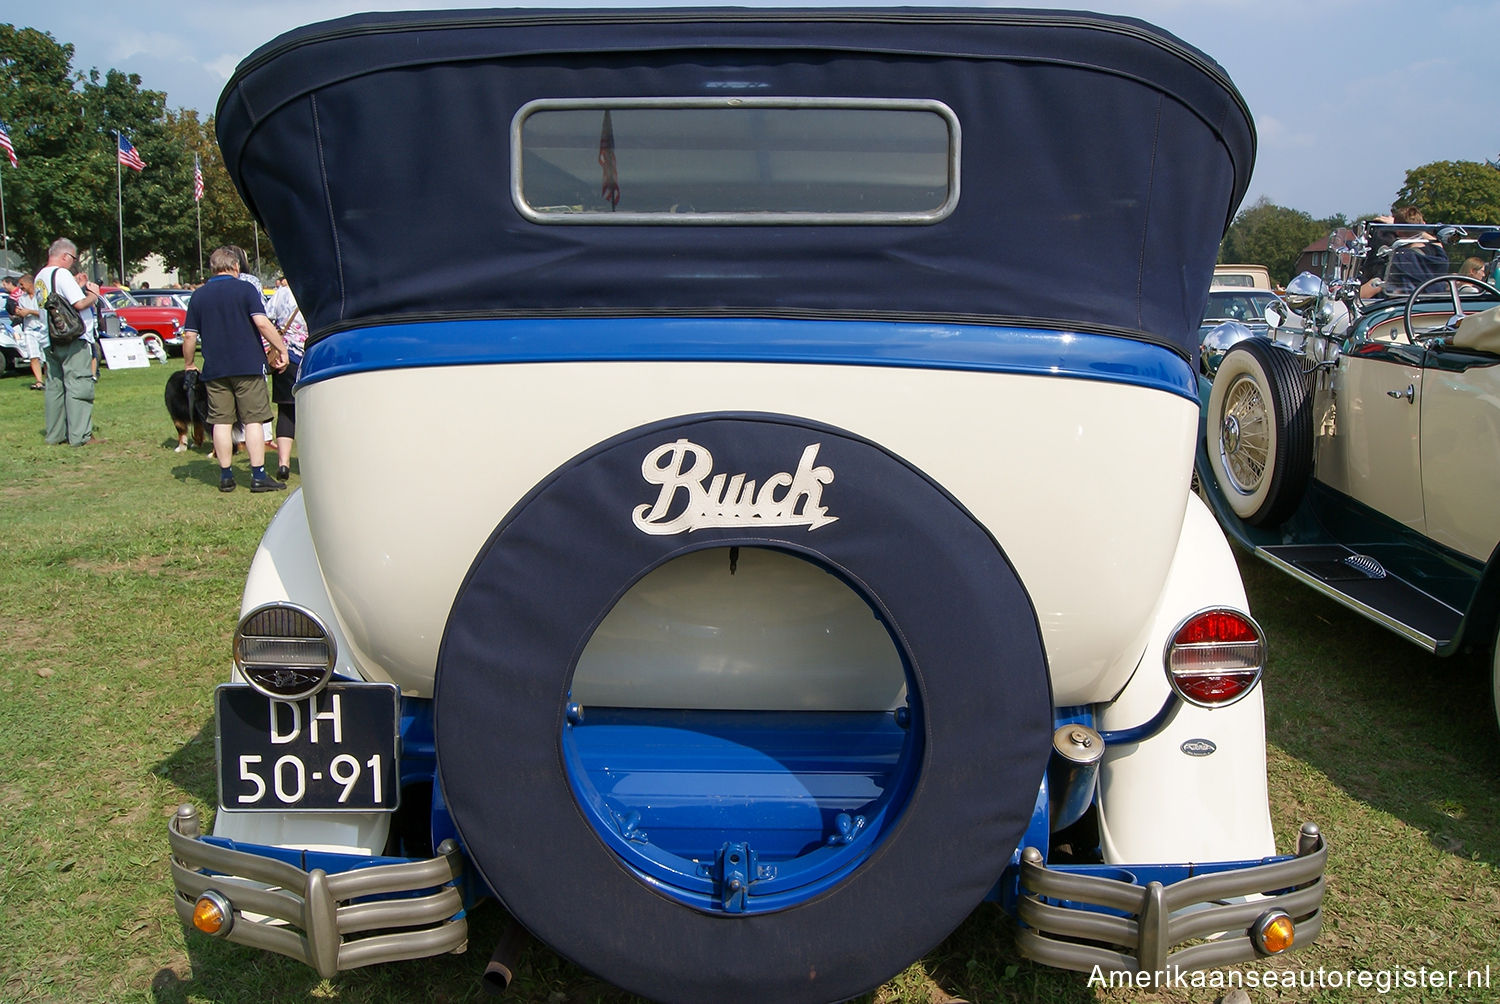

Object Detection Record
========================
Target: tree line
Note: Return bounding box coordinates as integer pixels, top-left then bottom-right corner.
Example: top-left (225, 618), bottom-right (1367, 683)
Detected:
top-left (1221, 160), bottom-right (1500, 287)
top-left (0, 24), bottom-right (278, 282)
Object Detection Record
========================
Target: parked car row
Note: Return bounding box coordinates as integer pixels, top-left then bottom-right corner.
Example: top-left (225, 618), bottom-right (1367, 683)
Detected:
top-left (3, 297), bottom-right (165, 372)
top-left (101, 286), bottom-right (192, 356)
top-left (1196, 225), bottom-right (1500, 734)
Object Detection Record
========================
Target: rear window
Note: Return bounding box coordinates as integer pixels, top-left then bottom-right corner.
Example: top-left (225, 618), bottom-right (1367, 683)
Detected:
top-left (513, 98), bottom-right (959, 224)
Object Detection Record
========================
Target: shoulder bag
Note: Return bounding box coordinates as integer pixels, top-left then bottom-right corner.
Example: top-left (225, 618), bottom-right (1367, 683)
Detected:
top-left (41, 267), bottom-right (86, 346)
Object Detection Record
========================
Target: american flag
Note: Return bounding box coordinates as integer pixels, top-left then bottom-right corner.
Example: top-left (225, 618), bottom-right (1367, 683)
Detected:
top-left (0, 120), bottom-right (16, 168)
top-left (193, 154), bottom-right (204, 201)
top-left (117, 133), bottom-right (146, 171)
top-left (598, 110), bottom-right (620, 209)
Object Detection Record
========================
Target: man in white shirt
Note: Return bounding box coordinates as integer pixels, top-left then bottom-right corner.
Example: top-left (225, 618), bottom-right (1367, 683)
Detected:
top-left (35, 238), bottom-right (103, 446)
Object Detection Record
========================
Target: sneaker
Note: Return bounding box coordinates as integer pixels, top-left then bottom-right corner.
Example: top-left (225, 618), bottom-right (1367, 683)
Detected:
top-left (251, 476), bottom-right (288, 493)
top-left (277, 465), bottom-right (291, 481)
top-left (219, 478), bottom-right (237, 493)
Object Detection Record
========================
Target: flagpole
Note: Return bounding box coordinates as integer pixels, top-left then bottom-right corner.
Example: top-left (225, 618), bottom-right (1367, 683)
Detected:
top-left (116, 132), bottom-right (125, 284)
top-left (193, 153), bottom-right (204, 280)
top-left (0, 121), bottom-right (14, 257)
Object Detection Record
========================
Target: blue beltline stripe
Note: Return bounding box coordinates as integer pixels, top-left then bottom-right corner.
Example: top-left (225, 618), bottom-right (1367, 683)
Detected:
top-left (298, 318), bottom-right (1198, 400)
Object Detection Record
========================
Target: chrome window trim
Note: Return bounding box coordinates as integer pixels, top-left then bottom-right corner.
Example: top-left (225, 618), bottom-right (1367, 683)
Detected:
top-left (511, 96), bottom-right (960, 225)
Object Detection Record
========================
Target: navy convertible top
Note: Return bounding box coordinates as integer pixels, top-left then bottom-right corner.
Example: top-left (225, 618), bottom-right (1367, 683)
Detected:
top-left (218, 7), bottom-right (1254, 361)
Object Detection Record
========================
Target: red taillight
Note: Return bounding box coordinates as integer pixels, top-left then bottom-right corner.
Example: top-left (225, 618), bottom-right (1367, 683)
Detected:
top-left (1165, 608), bottom-right (1264, 708)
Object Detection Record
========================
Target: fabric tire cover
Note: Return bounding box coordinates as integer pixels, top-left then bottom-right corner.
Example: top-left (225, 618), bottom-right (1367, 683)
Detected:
top-left (436, 413), bottom-right (1052, 1004)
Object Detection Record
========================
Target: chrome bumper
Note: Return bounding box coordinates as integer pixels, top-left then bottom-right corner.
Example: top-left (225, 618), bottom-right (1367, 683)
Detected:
top-left (168, 804), bottom-right (468, 978)
top-left (1016, 822), bottom-right (1326, 974)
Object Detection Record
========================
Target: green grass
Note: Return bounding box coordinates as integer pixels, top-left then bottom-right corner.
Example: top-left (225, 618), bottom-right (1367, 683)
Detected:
top-left (1, 363), bottom-right (1497, 1003)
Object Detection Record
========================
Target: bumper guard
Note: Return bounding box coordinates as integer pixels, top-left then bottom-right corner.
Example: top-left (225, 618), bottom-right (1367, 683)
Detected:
top-left (168, 804), bottom-right (468, 978)
top-left (1016, 822), bottom-right (1326, 974)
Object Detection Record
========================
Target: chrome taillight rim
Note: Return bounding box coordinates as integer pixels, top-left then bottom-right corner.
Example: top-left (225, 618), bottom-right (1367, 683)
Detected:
top-left (233, 602), bottom-right (337, 700)
top-left (1163, 607), bottom-right (1265, 709)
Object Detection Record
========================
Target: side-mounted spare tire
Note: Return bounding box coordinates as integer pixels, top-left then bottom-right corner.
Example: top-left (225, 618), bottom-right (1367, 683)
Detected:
top-left (435, 413), bottom-right (1053, 1004)
top-left (1206, 339), bottom-right (1314, 527)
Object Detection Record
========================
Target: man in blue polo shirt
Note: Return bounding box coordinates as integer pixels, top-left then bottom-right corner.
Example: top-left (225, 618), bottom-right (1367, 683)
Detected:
top-left (182, 246), bottom-right (290, 493)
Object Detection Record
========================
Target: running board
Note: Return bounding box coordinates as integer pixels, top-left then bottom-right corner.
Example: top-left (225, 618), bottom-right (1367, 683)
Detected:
top-left (1257, 545), bottom-right (1461, 652)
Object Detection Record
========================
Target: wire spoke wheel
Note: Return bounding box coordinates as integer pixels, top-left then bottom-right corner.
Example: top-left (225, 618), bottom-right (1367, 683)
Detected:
top-left (1205, 339), bottom-right (1313, 526)
top-left (1220, 374), bottom-right (1270, 494)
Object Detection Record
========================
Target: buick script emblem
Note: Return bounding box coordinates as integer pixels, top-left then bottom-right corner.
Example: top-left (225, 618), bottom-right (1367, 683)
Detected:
top-left (633, 439), bottom-right (839, 535)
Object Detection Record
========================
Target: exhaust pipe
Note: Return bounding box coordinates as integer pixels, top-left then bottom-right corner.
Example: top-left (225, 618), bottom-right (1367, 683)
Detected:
top-left (481, 917), bottom-right (532, 995)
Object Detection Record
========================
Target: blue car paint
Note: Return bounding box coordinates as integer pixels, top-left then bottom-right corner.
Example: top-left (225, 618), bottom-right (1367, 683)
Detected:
top-left (299, 317), bottom-right (1199, 403)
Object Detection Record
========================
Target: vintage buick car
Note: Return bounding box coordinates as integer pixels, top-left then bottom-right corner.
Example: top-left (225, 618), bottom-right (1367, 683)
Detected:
top-left (1197, 223), bottom-right (1500, 731)
top-left (166, 8), bottom-right (1325, 1003)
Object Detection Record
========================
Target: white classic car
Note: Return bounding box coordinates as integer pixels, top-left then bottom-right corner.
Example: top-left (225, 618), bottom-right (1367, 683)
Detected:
top-left (166, 8), bottom-right (1325, 1002)
top-left (1198, 223), bottom-right (1500, 731)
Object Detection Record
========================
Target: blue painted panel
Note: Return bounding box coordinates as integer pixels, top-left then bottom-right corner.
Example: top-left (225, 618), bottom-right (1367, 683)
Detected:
top-left (299, 318), bottom-right (1198, 401)
top-left (561, 706), bottom-right (920, 913)
top-left (567, 708), bottom-right (907, 863)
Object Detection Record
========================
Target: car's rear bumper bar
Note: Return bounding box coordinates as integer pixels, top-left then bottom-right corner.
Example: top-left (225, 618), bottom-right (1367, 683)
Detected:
top-left (167, 804), bottom-right (467, 977)
top-left (1015, 822), bottom-right (1326, 974)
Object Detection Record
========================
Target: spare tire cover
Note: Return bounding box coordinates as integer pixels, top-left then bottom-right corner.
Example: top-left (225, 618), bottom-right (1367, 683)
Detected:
top-left (436, 412), bottom-right (1052, 1004)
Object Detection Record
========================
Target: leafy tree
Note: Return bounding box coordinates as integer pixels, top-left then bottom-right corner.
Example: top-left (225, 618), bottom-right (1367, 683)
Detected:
top-left (78, 66), bottom-right (181, 282)
top-left (0, 23), bottom-right (272, 283)
top-left (1394, 161), bottom-right (1500, 224)
top-left (0, 25), bottom-right (93, 269)
top-left (1219, 197), bottom-right (1329, 287)
top-left (192, 117), bottom-right (279, 284)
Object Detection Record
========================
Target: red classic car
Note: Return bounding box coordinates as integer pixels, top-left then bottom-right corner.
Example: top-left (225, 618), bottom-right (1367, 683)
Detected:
top-left (103, 286), bottom-right (191, 354)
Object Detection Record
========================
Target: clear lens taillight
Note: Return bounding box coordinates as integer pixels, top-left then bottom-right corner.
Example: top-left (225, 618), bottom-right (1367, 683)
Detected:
top-left (1165, 608), bottom-right (1264, 707)
top-left (234, 603), bottom-right (336, 700)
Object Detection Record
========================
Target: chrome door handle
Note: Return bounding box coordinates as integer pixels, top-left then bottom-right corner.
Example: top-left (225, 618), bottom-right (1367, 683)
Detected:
top-left (1386, 385), bottom-right (1414, 404)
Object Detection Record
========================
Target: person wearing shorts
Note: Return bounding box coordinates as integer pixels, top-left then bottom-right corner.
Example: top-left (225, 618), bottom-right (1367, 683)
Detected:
top-left (181, 245), bottom-right (289, 493)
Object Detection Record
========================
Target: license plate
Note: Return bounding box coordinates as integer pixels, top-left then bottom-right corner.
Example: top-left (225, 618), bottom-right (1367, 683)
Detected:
top-left (216, 682), bottom-right (400, 812)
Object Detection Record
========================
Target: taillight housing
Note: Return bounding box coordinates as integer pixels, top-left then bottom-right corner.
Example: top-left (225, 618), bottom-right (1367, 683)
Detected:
top-left (1164, 607), bottom-right (1264, 708)
top-left (234, 603), bottom-right (336, 700)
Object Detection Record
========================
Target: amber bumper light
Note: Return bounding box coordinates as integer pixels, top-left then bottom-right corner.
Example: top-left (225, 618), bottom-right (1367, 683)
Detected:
top-left (193, 890), bottom-right (234, 937)
top-left (1251, 909), bottom-right (1294, 955)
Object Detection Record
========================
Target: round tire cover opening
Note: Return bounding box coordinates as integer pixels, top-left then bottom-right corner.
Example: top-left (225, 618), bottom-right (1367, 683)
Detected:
top-left (436, 414), bottom-right (1052, 1004)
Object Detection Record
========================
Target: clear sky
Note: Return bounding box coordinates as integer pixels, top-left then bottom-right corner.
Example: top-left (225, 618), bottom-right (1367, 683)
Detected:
top-left (12, 0), bottom-right (1499, 222)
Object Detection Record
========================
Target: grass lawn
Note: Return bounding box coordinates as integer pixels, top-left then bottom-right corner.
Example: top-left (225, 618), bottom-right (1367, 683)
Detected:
top-left (0, 362), bottom-right (1496, 1003)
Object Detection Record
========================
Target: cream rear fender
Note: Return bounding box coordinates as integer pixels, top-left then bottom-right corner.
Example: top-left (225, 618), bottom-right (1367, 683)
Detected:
top-left (238, 490), bottom-right (378, 688)
top-left (1095, 492), bottom-right (1275, 864)
top-left (219, 490), bottom-right (394, 852)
